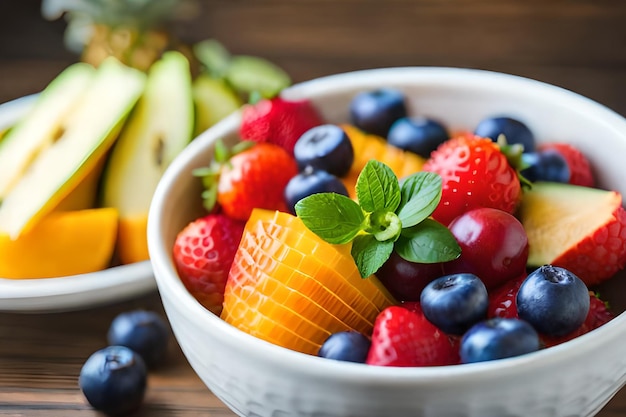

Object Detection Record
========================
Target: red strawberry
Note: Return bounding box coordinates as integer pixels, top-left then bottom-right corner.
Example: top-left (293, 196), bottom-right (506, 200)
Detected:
top-left (538, 142), bottom-right (594, 187)
top-left (173, 214), bottom-right (245, 315)
top-left (239, 96), bottom-right (324, 155)
top-left (196, 141), bottom-right (299, 221)
top-left (423, 133), bottom-right (522, 225)
top-left (487, 273), bottom-right (526, 319)
top-left (366, 306), bottom-right (459, 367)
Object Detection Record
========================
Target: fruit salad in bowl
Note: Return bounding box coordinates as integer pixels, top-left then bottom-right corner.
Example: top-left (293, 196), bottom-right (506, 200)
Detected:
top-left (147, 67), bottom-right (626, 417)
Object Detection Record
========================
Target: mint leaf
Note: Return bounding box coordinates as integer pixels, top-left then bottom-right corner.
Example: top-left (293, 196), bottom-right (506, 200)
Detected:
top-left (397, 172), bottom-right (442, 227)
top-left (295, 193), bottom-right (364, 244)
top-left (355, 161), bottom-right (401, 213)
top-left (395, 219), bottom-right (461, 263)
top-left (351, 234), bottom-right (394, 278)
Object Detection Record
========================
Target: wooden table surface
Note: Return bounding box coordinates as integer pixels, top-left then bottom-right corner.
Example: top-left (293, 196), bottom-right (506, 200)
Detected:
top-left (1, 1), bottom-right (625, 416)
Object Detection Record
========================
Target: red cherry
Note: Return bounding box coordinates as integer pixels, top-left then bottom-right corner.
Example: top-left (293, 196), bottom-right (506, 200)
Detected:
top-left (375, 251), bottom-right (445, 302)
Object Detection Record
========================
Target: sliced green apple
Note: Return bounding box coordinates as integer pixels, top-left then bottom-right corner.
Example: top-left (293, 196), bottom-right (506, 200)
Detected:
top-left (192, 74), bottom-right (242, 136)
top-left (102, 50), bottom-right (194, 264)
top-left (0, 58), bottom-right (146, 238)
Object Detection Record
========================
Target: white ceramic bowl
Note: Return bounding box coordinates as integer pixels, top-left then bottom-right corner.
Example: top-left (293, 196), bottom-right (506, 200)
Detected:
top-left (148, 67), bottom-right (626, 417)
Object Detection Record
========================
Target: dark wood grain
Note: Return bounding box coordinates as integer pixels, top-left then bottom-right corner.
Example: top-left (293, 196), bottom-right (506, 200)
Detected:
top-left (0, 1), bottom-right (625, 415)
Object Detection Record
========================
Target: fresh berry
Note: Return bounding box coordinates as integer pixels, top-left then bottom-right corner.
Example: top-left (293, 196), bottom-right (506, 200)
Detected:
top-left (318, 331), bottom-right (372, 363)
top-left (196, 141), bottom-right (299, 221)
top-left (422, 133), bottom-right (522, 226)
top-left (387, 116), bottom-right (449, 158)
top-left (460, 318), bottom-right (540, 363)
top-left (293, 124), bottom-right (354, 177)
top-left (284, 167), bottom-right (348, 215)
top-left (107, 310), bottom-right (170, 368)
top-left (520, 149), bottom-right (570, 183)
top-left (538, 142), bottom-right (595, 187)
top-left (79, 345), bottom-right (147, 416)
top-left (420, 273), bottom-right (489, 335)
top-left (375, 251), bottom-right (445, 301)
top-left (366, 306), bottom-right (459, 367)
top-left (173, 214), bottom-right (245, 315)
top-left (474, 116), bottom-right (536, 152)
top-left (349, 88), bottom-right (407, 137)
top-left (445, 208), bottom-right (529, 289)
top-left (517, 265), bottom-right (590, 337)
top-left (239, 96), bottom-right (323, 155)
top-left (487, 274), bottom-right (526, 319)
top-left (519, 181), bottom-right (626, 286)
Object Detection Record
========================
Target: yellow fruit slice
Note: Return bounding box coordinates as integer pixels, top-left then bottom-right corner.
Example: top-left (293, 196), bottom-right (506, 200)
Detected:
top-left (0, 208), bottom-right (118, 279)
top-left (117, 215), bottom-right (150, 264)
top-left (341, 124), bottom-right (426, 198)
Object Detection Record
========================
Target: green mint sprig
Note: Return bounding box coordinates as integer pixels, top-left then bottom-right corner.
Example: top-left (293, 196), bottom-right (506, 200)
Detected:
top-left (295, 160), bottom-right (461, 278)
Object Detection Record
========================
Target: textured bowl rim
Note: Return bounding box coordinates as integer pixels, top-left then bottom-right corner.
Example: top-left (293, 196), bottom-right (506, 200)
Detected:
top-left (148, 66), bottom-right (626, 385)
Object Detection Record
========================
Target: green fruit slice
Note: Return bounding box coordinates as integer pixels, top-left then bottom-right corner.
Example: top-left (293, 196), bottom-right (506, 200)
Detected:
top-left (226, 55), bottom-right (291, 99)
top-left (192, 75), bottom-right (242, 136)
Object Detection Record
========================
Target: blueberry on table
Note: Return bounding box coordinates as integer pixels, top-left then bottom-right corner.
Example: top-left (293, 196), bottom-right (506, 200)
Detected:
top-left (349, 88), bottom-right (407, 138)
top-left (516, 265), bottom-right (590, 337)
top-left (474, 116), bottom-right (536, 152)
top-left (387, 116), bottom-right (449, 158)
top-left (293, 124), bottom-right (354, 177)
top-left (318, 331), bottom-right (371, 363)
top-left (79, 345), bottom-right (147, 416)
top-left (284, 167), bottom-right (349, 215)
top-left (460, 318), bottom-right (540, 363)
top-left (420, 273), bottom-right (489, 335)
top-left (520, 149), bottom-right (570, 183)
top-left (107, 310), bottom-right (170, 368)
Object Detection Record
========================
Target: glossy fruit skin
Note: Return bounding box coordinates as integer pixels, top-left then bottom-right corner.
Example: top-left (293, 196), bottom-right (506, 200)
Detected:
top-left (422, 134), bottom-right (522, 226)
top-left (375, 251), bottom-right (445, 302)
top-left (387, 116), bottom-right (449, 158)
top-left (445, 208), bottom-right (529, 289)
top-left (539, 142), bottom-right (594, 187)
top-left (460, 318), bottom-right (540, 363)
top-left (420, 273), bottom-right (489, 335)
top-left (293, 124), bottom-right (355, 177)
top-left (520, 150), bottom-right (570, 183)
top-left (239, 96), bottom-right (323, 155)
top-left (349, 88), bottom-right (407, 137)
top-left (173, 214), bottom-right (245, 315)
top-left (474, 116), bottom-right (536, 152)
top-left (517, 265), bottom-right (590, 337)
top-left (487, 273), bottom-right (526, 319)
top-left (366, 306), bottom-right (459, 367)
top-left (318, 331), bottom-right (371, 363)
top-left (79, 345), bottom-right (147, 416)
top-left (284, 167), bottom-right (349, 215)
top-left (107, 310), bottom-right (170, 368)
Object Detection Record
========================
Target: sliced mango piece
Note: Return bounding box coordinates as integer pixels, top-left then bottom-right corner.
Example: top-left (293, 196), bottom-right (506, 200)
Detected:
top-left (0, 208), bottom-right (118, 279)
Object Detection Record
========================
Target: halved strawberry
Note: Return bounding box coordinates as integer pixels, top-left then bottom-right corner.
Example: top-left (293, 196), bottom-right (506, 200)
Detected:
top-left (366, 306), bottom-right (459, 367)
top-left (519, 182), bottom-right (626, 286)
top-left (173, 214), bottom-right (245, 315)
top-left (538, 142), bottom-right (595, 187)
top-left (239, 96), bottom-right (324, 155)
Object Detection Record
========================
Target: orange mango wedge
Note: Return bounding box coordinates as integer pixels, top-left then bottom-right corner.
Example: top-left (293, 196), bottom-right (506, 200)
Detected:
top-left (221, 209), bottom-right (396, 355)
top-left (0, 208), bottom-right (118, 279)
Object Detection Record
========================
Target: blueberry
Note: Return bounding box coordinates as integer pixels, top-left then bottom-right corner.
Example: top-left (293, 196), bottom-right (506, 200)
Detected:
top-left (474, 116), bottom-right (536, 152)
top-left (349, 88), bottom-right (407, 137)
top-left (460, 318), bottom-right (540, 363)
top-left (520, 149), bottom-right (570, 183)
top-left (107, 310), bottom-right (170, 368)
top-left (293, 124), bottom-right (354, 177)
top-left (387, 116), bottom-right (449, 158)
top-left (285, 167), bottom-right (349, 215)
top-left (318, 331), bottom-right (371, 363)
top-left (516, 265), bottom-right (590, 337)
top-left (79, 345), bottom-right (147, 416)
top-left (420, 273), bottom-right (489, 335)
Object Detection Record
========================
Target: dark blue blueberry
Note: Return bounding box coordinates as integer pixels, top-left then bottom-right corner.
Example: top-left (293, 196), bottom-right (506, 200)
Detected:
top-left (293, 124), bottom-right (354, 177)
top-left (520, 149), bottom-right (570, 183)
top-left (474, 116), bottom-right (536, 152)
top-left (516, 265), bottom-right (590, 337)
top-left (420, 273), bottom-right (489, 335)
top-left (107, 310), bottom-right (170, 368)
top-left (285, 167), bottom-right (349, 215)
top-left (349, 88), bottom-right (407, 137)
top-left (318, 331), bottom-right (371, 363)
top-left (79, 345), bottom-right (147, 416)
top-left (460, 318), bottom-right (540, 364)
top-left (387, 116), bottom-right (449, 158)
